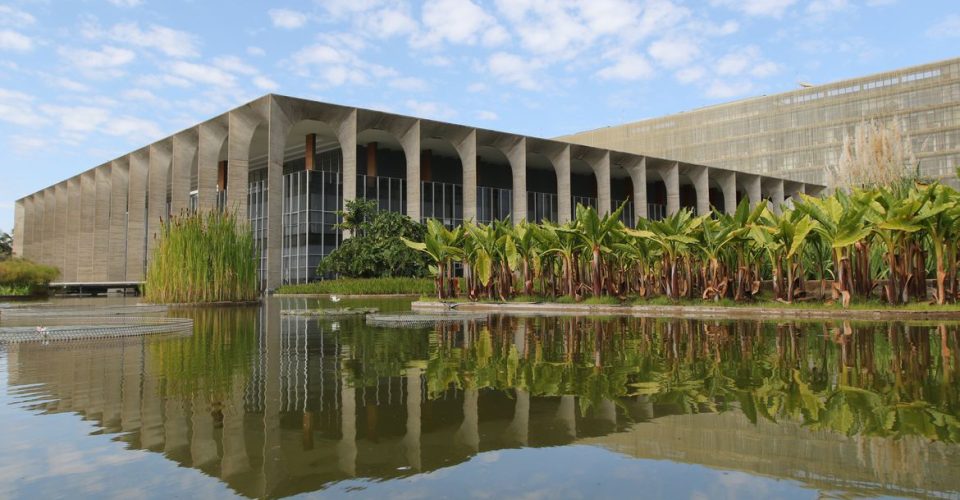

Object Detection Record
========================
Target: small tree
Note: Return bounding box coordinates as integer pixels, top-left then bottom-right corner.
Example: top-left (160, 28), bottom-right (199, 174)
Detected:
top-left (318, 199), bottom-right (430, 278)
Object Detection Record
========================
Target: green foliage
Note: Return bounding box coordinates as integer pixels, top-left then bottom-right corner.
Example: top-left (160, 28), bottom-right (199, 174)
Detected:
top-left (0, 229), bottom-right (12, 259)
top-left (0, 258), bottom-right (59, 295)
top-left (277, 277), bottom-right (434, 295)
top-left (144, 210), bottom-right (259, 304)
top-left (404, 180), bottom-right (960, 307)
top-left (318, 198), bottom-right (430, 278)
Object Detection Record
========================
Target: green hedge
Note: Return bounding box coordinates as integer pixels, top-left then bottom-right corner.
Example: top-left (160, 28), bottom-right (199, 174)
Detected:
top-left (277, 277), bottom-right (434, 295)
top-left (0, 258), bottom-right (59, 296)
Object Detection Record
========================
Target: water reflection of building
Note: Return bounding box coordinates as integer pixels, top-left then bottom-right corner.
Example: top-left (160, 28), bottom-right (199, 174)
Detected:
top-left (5, 307), bottom-right (960, 498)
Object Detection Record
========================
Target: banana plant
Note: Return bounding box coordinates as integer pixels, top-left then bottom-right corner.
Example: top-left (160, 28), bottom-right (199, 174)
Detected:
top-left (628, 209), bottom-right (704, 300)
top-left (401, 218), bottom-right (463, 299)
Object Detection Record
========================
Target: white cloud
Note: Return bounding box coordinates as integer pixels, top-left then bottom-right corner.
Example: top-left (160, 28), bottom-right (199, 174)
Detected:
top-left (927, 14), bottom-right (960, 38)
top-left (486, 52), bottom-right (542, 90)
top-left (58, 45), bottom-right (135, 77)
top-left (0, 88), bottom-right (47, 127)
top-left (10, 134), bottom-right (47, 153)
top-left (705, 79), bottom-right (753, 98)
top-left (390, 76), bottom-right (428, 91)
top-left (247, 46), bottom-right (266, 56)
top-left (414, 0), bottom-right (509, 48)
top-left (360, 7), bottom-right (417, 38)
top-left (648, 37), bottom-right (700, 68)
top-left (253, 75), bottom-right (278, 91)
top-left (598, 52), bottom-right (654, 81)
top-left (269, 9), bottom-right (308, 29)
top-left (104, 22), bottom-right (200, 58)
top-left (102, 116), bottom-right (163, 137)
top-left (53, 78), bottom-right (90, 92)
top-left (751, 61), bottom-right (779, 77)
top-left (39, 105), bottom-right (110, 135)
top-left (710, 0), bottom-right (797, 18)
top-left (0, 5), bottom-right (36, 26)
top-left (106, 0), bottom-right (143, 6)
top-left (807, 0), bottom-right (849, 17)
top-left (476, 110), bottom-right (498, 120)
top-left (169, 61), bottom-right (237, 87)
top-left (214, 55), bottom-right (258, 75)
top-left (467, 82), bottom-right (487, 92)
top-left (422, 55), bottom-right (452, 67)
top-left (675, 66), bottom-right (706, 83)
top-left (122, 88), bottom-right (162, 103)
top-left (0, 29), bottom-right (32, 51)
top-left (404, 99), bottom-right (456, 120)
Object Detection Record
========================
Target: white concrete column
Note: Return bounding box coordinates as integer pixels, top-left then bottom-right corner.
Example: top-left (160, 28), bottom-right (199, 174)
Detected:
top-left (221, 375), bottom-right (252, 478)
top-left (147, 142), bottom-right (171, 262)
top-left (557, 395), bottom-right (576, 439)
top-left (711, 169), bottom-right (737, 215)
top-left (623, 157), bottom-right (647, 221)
top-left (767, 179), bottom-right (785, 214)
top-left (94, 166), bottom-right (111, 281)
top-left (79, 173), bottom-right (96, 281)
top-left (548, 145), bottom-right (572, 223)
top-left (507, 389), bottom-right (530, 446)
top-left (688, 165), bottom-right (709, 215)
top-left (455, 130), bottom-right (477, 222)
top-left (198, 118), bottom-right (228, 212)
top-left (338, 371), bottom-right (357, 476)
top-left (739, 173), bottom-right (762, 209)
top-left (12, 199), bottom-right (23, 258)
top-left (659, 162), bottom-right (680, 216)
top-left (163, 399), bottom-right (189, 456)
top-left (403, 367), bottom-right (422, 470)
top-left (393, 120), bottom-right (421, 219)
top-left (265, 102), bottom-right (293, 291)
top-left (336, 109), bottom-right (358, 208)
top-left (54, 183), bottom-right (68, 274)
top-left (171, 129), bottom-right (198, 215)
top-left (191, 395), bottom-right (218, 467)
top-left (263, 298), bottom-right (284, 493)
top-left (109, 159), bottom-right (129, 282)
top-left (503, 137), bottom-right (527, 223)
top-left (120, 343), bottom-right (143, 433)
top-left (228, 109), bottom-right (259, 221)
top-left (591, 151), bottom-right (612, 215)
top-left (127, 150), bottom-right (148, 281)
top-left (456, 388), bottom-right (480, 452)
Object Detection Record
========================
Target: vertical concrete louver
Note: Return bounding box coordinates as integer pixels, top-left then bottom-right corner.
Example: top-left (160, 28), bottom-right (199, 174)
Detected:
top-left (78, 171), bottom-right (96, 282)
top-left (109, 158), bottom-right (129, 281)
top-left (198, 117), bottom-right (227, 212)
top-left (147, 141), bottom-right (171, 262)
top-left (127, 149), bottom-right (148, 281)
top-left (12, 199), bottom-right (24, 258)
top-left (94, 166), bottom-right (111, 281)
top-left (64, 177), bottom-right (81, 282)
top-left (54, 182), bottom-right (67, 275)
top-left (171, 129), bottom-right (198, 216)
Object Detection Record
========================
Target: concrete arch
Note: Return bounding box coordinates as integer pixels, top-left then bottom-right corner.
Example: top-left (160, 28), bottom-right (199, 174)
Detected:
top-left (708, 168), bottom-right (737, 215)
top-left (356, 128), bottom-right (407, 213)
top-left (198, 114), bottom-right (228, 212)
top-left (476, 144), bottom-right (514, 222)
top-left (525, 151), bottom-right (559, 223)
top-left (420, 135), bottom-right (464, 225)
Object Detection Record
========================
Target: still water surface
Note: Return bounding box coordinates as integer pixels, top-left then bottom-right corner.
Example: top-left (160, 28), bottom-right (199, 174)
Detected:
top-left (1, 297), bottom-right (959, 499)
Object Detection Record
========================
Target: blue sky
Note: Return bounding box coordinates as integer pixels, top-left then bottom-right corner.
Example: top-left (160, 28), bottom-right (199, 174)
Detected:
top-left (1, 0), bottom-right (958, 234)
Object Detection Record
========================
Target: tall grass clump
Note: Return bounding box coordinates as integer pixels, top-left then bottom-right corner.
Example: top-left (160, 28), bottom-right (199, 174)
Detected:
top-left (277, 277), bottom-right (434, 295)
top-left (144, 211), bottom-right (259, 303)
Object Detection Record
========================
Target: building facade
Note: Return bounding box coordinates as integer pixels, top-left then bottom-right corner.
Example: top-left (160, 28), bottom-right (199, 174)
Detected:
top-left (561, 58), bottom-right (960, 186)
top-left (13, 95), bottom-right (817, 290)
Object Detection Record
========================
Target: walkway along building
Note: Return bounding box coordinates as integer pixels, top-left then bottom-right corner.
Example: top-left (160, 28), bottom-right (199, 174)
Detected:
top-left (561, 57), bottom-right (960, 187)
top-left (12, 94), bottom-right (820, 290)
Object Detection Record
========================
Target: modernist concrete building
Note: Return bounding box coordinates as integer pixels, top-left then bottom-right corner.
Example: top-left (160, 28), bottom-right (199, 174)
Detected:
top-left (12, 94), bottom-right (816, 290)
top-left (562, 57), bottom-right (960, 186)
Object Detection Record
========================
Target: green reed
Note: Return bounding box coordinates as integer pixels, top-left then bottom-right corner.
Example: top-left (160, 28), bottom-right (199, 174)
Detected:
top-left (144, 211), bottom-right (259, 303)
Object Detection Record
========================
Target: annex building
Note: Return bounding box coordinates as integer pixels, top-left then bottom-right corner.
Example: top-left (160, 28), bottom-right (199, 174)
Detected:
top-left (12, 95), bottom-right (816, 290)
top-left (561, 58), bottom-right (960, 187)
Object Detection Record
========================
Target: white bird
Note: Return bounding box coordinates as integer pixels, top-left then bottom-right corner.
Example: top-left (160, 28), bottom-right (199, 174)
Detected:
top-left (330, 295), bottom-right (342, 303)
top-left (36, 326), bottom-right (48, 337)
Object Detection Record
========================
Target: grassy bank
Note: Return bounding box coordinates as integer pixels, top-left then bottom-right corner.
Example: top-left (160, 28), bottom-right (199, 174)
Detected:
top-left (277, 277), bottom-right (434, 295)
top-left (0, 258), bottom-right (59, 297)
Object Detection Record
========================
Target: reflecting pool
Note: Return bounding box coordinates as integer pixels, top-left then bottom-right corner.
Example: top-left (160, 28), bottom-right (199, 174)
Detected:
top-left (1, 297), bottom-right (959, 498)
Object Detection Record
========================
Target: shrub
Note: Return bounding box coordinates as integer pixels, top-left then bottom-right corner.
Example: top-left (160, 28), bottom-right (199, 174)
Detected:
top-left (0, 258), bottom-right (59, 295)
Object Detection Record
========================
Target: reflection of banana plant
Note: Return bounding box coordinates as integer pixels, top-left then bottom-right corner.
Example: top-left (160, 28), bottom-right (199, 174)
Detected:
top-left (416, 316), bottom-right (960, 442)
